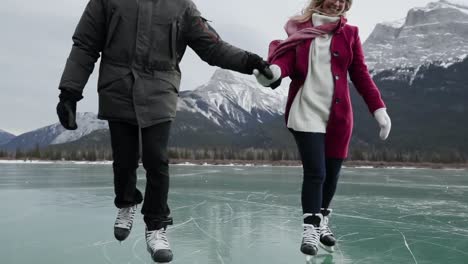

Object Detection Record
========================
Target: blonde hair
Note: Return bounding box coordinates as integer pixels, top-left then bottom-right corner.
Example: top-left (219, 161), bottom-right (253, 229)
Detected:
top-left (292, 0), bottom-right (353, 22)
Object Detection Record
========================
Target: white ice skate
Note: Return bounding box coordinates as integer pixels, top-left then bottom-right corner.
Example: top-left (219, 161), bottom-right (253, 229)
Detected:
top-left (114, 204), bottom-right (137, 241)
top-left (146, 227), bottom-right (173, 263)
top-left (301, 213), bottom-right (323, 262)
top-left (319, 208), bottom-right (336, 253)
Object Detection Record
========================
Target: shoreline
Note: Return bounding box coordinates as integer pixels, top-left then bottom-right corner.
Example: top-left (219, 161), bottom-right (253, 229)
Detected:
top-left (172, 159), bottom-right (468, 169)
top-left (0, 158), bottom-right (466, 170)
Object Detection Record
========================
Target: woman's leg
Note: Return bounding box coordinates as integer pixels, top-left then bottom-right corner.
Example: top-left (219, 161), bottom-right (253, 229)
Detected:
top-left (291, 130), bottom-right (327, 256)
top-left (322, 158), bottom-right (344, 209)
top-left (319, 158), bottom-right (343, 252)
top-left (291, 130), bottom-right (327, 215)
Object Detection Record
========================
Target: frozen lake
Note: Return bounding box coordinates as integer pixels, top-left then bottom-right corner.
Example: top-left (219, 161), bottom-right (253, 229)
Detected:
top-left (1, 163), bottom-right (467, 264)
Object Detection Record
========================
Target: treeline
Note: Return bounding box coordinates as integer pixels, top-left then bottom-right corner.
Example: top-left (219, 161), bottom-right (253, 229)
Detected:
top-left (167, 147), bottom-right (300, 161)
top-left (0, 145), bottom-right (113, 161)
top-left (0, 146), bottom-right (299, 162)
top-left (0, 145), bottom-right (467, 164)
top-left (348, 147), bottom-right (468, 163)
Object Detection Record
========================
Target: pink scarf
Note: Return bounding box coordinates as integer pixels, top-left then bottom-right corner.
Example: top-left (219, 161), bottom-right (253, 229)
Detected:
top-left (268, 16), bottom-right (347, 63)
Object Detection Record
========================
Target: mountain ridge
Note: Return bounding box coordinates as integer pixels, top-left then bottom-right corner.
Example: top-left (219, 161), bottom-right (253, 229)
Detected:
top-left (364, 0), bottom-right (468, 71)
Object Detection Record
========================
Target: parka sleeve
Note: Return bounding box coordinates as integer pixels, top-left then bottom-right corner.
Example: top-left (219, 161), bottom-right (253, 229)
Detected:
top-left (348, 27), bottom-right (385, 113)
top-left (182, 2), bottom-right (253, 74)
top-left (58, 0), bottom-right (106, 97)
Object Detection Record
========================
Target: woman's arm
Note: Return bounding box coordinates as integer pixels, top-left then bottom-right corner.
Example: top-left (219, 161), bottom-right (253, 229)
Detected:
top-left (270, 47), bottom-right (295, 79)
top-left (348, 27), bottom-right (385, 113)
top-left (349, 27), bottom-right (390, 140)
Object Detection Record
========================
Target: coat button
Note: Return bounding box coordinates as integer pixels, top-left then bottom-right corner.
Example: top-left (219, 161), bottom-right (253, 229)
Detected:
top-left (334, 75), bottom-right (340, 80)
top-left (333, 52), bottom-right (339, 57)
top-left (335, 98), bottom-right (341, 104)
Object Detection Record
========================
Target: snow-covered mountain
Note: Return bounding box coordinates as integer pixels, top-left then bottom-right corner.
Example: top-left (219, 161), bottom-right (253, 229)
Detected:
top-left (364, 0), bottom-right (468, 71)
top-left (177, 69), bottom-right (287, 132)
top-left (1, 71), bottom-right (287, 151)
top-left (50, 112), bottom-right (108, 144)
top-left (0, 129), bottom-right (15, 145)
top-left (0, 112), bottom-right (108, 151)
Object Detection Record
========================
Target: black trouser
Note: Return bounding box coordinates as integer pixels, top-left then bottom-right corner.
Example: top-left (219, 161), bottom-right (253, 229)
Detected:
top-left (109, 121), bottom-right (172, 230)
top-left (290, 130), bottom-right (344, 214)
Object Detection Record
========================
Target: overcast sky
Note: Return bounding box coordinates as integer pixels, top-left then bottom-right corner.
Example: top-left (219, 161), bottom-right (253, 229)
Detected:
top-left (0, 0), bottom-right (448, 135)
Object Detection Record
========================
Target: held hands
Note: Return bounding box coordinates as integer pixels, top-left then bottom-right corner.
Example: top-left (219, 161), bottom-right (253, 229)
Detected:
top-left (373, 108), bottom-right (391, 140)
top-left (246, 53), bottom-right (281, 89)
top-left (56, 89), bottom-right (82, 130)
top-left (254, 64), bottom-right (282, 89)
top-left (246, 53), bottom-right (273, 79)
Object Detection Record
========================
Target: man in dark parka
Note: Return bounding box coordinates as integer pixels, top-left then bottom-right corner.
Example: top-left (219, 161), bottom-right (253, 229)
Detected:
top-left (56, 0), bottom-right (273, 262)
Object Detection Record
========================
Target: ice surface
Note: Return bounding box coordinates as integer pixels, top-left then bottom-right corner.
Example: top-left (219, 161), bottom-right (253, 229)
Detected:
top-left (0, 164), bottom-right (467, 263)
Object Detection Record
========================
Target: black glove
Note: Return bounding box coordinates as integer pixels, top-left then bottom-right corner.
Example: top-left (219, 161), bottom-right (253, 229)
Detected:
top-left (246, 53), bottom-right (273, 79)
top-left (56, 89), bottom-right (82, 130)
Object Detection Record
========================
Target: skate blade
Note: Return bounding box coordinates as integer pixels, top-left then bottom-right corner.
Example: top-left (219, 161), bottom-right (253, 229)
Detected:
top-left (319, 242), bottom-right (335, 253)
top-left (305, 254), bottom-right (314, 263)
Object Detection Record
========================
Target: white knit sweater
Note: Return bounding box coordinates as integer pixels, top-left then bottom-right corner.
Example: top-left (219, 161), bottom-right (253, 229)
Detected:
top-left (287, 13), bottom-right (340, 133)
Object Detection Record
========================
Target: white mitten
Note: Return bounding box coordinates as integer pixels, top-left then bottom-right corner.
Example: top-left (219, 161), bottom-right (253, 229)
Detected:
top-left (373, 108), bottom-right (391, 140)
top-left (253, 64), bottom-right (282, 88)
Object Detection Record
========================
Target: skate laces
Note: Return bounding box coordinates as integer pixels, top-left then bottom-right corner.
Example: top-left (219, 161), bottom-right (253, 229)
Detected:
top-left (303, 224), bottom-right (320, 246)
top-left (115, 205), bottom-right (136, 229)
top-left (320, 216), bottom-right (333, 237)
top-left (146, 228), bottom-right (170, 250)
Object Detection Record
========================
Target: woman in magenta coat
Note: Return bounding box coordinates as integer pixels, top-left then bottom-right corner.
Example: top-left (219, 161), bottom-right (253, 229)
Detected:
top-left (255, 0), bottom-right (391, 257)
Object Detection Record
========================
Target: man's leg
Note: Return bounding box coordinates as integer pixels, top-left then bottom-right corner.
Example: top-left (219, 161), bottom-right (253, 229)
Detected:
top-left (140, 121), bottom-right (173, 263)
top-left (108, 121), bottom-right (143, 241)
top-left (109, 121), bottom-right (143, 207)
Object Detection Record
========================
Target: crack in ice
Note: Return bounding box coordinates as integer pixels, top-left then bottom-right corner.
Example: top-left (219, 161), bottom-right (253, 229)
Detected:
top-left (398, 230), bottom-right (418, 264)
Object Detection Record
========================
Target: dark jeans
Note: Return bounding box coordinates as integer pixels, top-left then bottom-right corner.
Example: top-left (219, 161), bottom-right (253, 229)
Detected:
top-left (290, 130), bottom-right (344, 214)
top-left (109, 121), bottom-right (172, 230)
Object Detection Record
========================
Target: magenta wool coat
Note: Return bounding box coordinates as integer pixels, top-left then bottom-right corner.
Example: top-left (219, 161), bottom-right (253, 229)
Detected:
top-left (271, 19), bottom-right (386, 158)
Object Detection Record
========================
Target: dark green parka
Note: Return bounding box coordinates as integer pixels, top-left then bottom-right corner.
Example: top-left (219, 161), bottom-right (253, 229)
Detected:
top-left (59, 0), bottom-right (255, 127)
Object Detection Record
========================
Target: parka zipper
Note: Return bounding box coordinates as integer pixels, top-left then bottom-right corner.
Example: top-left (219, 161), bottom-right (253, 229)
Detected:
top-left (105, 13), bottom-right (122, 48)
top-left (170, 21), bottom-right (177, 63)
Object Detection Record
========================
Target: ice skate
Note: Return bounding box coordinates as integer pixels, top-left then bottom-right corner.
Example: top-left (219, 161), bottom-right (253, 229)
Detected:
top-left (301, 213), bottom-right (323, 259)
top-left (114, 204), bottom-right (137, 241)
top-left (146, 227), bottom-right (173, 263)
top-left (319, 208), bottom-right (336, 253)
